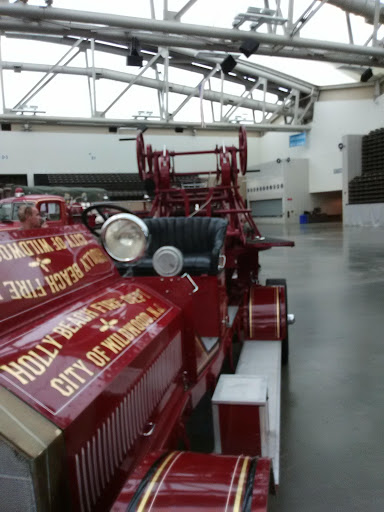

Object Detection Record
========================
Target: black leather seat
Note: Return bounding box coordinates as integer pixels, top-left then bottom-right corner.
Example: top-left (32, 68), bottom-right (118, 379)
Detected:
top-left (133, 217), bottom-right (228, 276)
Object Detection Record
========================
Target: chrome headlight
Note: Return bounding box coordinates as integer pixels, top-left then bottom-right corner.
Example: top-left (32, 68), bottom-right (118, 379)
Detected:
top-left (101, 213), bottom-right (148, 262)
top-left (152, 246), bottom-right (183, 277)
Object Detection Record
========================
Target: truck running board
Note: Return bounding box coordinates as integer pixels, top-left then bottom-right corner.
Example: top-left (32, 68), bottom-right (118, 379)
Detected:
top-left (212, 340), bottom-right (282, 485)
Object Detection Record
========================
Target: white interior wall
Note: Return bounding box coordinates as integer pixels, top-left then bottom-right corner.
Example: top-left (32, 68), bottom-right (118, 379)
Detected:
top-left (254, 95), bottom-right (384, 194)
top-left (246, 159), bottom-right (310, 224)
top-left (0, 92), bottom-right (383, 193)
top-left (0, 132), bottom-right (133, 186)
top-left (284, 159), bottom-right (311, 221)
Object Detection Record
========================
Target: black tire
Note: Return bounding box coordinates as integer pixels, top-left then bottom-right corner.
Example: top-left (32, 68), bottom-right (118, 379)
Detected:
top-left (266, 278), bottom-right (289, 365)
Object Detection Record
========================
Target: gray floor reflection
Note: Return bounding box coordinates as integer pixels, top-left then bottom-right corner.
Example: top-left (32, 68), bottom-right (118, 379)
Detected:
top-left (258, 222), bottom-right (384, 512)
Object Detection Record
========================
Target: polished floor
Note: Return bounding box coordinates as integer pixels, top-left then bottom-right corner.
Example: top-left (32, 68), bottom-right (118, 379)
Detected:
top-left (259, 222), bottom-right (384, 512)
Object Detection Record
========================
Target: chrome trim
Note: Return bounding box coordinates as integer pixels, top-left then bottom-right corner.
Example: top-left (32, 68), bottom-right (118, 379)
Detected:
top-left (119, 402), bottom-right (127, 454)
top-left (75, 333), bottom-right (182, 511)
top-left (75, 454), bottom-right (86, 512)
top-left (86, 440), bottom-right (97, 504)
top-left (97, 429), bottom-right (106, 489)
top-left (181, 272), bottom-right (199, 293)
top-left (288, 313), bottom-right (295, 325)
top-left (80, 447), bottom-right (91, 512)
top-left (142, 422), bottom-right (155, 437)
top-left (115, 408), bottom-right (123, 463)
top-left (100, 213), bottom-right (149, 263)
top-left (218, 253), bottom-right (226, 271)
top-left (275, 287), bottom-right (281, 339)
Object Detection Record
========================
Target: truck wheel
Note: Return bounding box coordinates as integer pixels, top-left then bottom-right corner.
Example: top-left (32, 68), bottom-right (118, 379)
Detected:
top-left (266, 278), bottom-right (289, 365)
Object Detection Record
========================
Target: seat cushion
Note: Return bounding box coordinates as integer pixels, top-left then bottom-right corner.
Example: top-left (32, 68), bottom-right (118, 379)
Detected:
top-left (128, 217), bottom-right (228, 276)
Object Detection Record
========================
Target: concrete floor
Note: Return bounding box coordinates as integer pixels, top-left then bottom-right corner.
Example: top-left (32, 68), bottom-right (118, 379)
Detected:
top-left (259, 222), bottom-right (384, 512)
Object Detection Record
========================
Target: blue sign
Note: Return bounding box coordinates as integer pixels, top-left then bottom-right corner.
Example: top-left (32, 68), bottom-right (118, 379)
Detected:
top-left (289, 132), bottom-right (306, 148)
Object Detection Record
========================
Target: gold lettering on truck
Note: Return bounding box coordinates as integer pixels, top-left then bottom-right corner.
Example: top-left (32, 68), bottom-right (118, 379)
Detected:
top-left (3, 279), bottom-right (47, 300)
top-left (0, 238), bottom-right (55, 262)
top-left (50, 359), bottom-right (94, 397)
top-left (44, 263), bottom-right (84, 294)
top-left (0, 338), bottom-right (62, 385)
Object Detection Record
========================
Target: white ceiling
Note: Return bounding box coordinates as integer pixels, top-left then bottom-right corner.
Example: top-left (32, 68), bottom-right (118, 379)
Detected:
top-left (0, 0), bottom-right (382, 130)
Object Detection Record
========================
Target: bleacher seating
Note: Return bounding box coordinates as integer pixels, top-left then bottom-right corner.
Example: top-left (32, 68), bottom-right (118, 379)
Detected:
top-left (33, 173), bottom-right (204, 201)
top-left (34, 173), bottom-right (146, 200)
top-left (349, 128), bottom-right (384, 204)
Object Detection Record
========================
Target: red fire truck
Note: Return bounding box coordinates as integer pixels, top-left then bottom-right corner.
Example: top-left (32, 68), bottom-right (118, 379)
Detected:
top-left (0, 129), bottom-right (294, 511)
top-left (0, 193), bottom-right (83, 231)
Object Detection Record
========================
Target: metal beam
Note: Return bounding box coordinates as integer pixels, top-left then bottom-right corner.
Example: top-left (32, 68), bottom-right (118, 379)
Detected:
top-left (90, 38), bottom-right (97, 115)
top-left (2, 32), bottom-right (315, 94)
top-left (328, 0), bottom-right (384, 24)
top-left (290, 0), bottom-right (327, 37)
top-left (3, 25), bottom-right (383, 69)
top-left (174, 0), bottom-right (199, 20)
top-left (223, 79), bottom-right (263, 121)
top-left (0, 19), bottom-right (228, 52)
top-left (101, 52), bottom-right (162, 116)
top-left (12, 37), bottom-right (83, 110)
top-left (0, 112), bottom-right (311, 132)
top-left (0, 5), bottom-right (383, 62)
top-left (0, 61), bottom-right (296, 115)
top-left (169, 64), bottom-right (220, 119)
top-left (173, 47), bottom-right (316, 94)
top-left (0, 37), bottom-right (6, 114)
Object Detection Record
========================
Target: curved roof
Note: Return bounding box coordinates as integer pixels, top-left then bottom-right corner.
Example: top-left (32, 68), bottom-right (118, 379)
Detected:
top-left (0, 0), bottom-right (382, 132)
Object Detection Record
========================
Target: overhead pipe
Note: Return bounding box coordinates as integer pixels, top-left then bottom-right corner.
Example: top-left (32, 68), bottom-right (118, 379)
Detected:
top-left (5, 30), bottom-right (382, 71)
top-left (1, 23), bottom-right (315, 93)
top-left (0, 19), bottom-right (228, 51)
top-left (170, 47), bottom-right (315, 94)
top-left (0, 113), bottom-right (311, 132)
top-left (0, 18), bottom-right (382, 71)
top-left (328, 0), bottom-right (384, 24)
top-left (0, 5), bottom-right (384, 60)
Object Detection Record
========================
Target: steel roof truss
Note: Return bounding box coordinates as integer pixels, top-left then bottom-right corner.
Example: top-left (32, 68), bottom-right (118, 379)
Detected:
top-left (100, 51), bottom-right (163, 117)
top-left (174, 0), bottom-right (199, 21)
top-left (169, 64), bottom-right (220, 121)
top-left (223, 78), bottom-right (264, 122)
top-left (207, 79), bottom-right (215, 122)
top-left (11, 37), bottom-right (84, 113)
top-left (84, 47), bottom-right (93, 116)
top-left (2, 1), bottom-right (383, 130)
top-left (346, 12), bottom-right (354, 45)
top-left (0, 36), bottom-right (5, 114)
top-left (290, 0), bottom-right (328, 37)
top-left (163, 47), bottom-right (169, 121)
top-left (262, 79), bottom-right (267, 123)
top-left (297, 91), bottom-right (318, 124)
top-left (267, 89), bottom-right (298, 125)
top-left (90, 38), bottom-right (97, 116)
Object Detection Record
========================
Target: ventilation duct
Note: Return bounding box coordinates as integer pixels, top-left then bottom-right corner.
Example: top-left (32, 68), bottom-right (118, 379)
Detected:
top-left (328, 0), bottom-right (384, 25)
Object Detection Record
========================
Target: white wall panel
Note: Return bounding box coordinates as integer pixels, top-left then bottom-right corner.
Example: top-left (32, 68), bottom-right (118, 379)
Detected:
top-left (1, 93), bottom-right (384, 196)
top-left (253, 95), bottom-right (384, 194)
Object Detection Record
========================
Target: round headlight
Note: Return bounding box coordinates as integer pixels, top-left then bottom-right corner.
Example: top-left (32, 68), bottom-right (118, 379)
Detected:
top-left (101, 213), bottom-right (149, 262)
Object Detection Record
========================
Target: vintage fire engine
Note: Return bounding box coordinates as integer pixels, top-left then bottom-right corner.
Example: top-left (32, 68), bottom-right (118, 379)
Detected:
top-left (0, 129), bottom-right (294, 511)
top-left (0, 193), bottom-right (83, 231)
